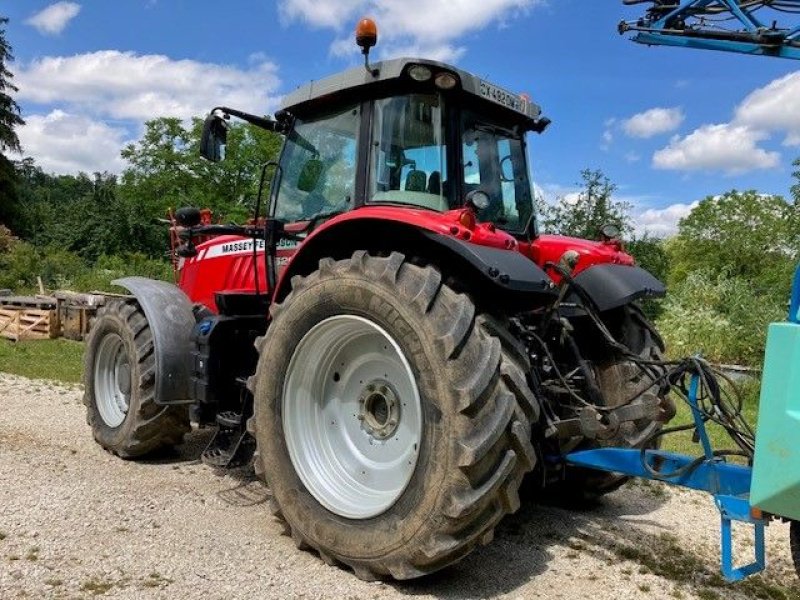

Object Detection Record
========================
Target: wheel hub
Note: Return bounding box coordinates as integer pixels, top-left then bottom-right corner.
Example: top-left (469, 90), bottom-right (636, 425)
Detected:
top-left (359, 381), bottom-right (401, 440)
top-left (94, 333), bottom-right (131, 428)
top-left (282, 315), bottom-right (423, 519)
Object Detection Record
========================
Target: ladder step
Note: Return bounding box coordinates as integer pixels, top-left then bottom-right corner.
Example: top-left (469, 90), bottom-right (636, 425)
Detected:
top-left (201, 446), bottom-right (233, 468)
top-left (217, 411), bottom-right (242, 428)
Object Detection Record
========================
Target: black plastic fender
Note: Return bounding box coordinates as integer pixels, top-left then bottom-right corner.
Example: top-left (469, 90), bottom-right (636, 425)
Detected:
top-left (422, 231), bottom-right (557, 295)
top-left (571, 264), bottom-right (666, 313)
top-left (112, 277), bottom-right (196, 405)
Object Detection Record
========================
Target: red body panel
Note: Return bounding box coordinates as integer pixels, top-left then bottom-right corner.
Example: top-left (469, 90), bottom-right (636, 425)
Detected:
top-left (176, 207), bottom-right (636, 312)
top-left (178, 235), bottom-right (300, 313)
top-left (522, 234), bottom-right (634, 282)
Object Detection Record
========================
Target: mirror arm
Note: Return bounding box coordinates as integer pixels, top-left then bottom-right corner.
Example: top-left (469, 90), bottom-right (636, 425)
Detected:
top-left (213, 106), bottom-right (289, 133)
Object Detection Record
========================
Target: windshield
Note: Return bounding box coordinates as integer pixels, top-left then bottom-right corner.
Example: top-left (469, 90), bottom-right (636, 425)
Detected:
top-left (462, 110), bottom-right (533, 233)
top-left (274, 105), bottom-right (360, 222)
top-left (369, 94), bottom-right (449, 212)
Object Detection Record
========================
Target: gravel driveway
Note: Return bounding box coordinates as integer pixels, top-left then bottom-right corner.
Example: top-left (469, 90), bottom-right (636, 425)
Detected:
top-left (1, 372), bottom-right (798, 599)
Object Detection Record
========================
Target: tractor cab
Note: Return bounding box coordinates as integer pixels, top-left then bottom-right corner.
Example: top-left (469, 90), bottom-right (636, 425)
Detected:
top-left (202, 49), bottom-right (550, 241)
top-left (268, 56), bottom-right (550, 238)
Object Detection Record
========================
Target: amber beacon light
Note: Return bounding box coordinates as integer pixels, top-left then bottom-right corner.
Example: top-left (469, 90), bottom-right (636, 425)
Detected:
top-left (356, 17), bottom-right (378, 52)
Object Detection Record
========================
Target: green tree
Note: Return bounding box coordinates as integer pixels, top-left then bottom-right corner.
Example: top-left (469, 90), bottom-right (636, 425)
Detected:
top-left (656, 190), bottom-right (800, 365)
top-left (118, 116), bottom-right (283, 252)
top-left (0, 17), bottom-right (25, 230)
top-left (537, 169), bottom-right (632, 239)
top-left (667, 190), bottom-right (800, 294)
top-left (0, 17), bottom-right (22, 154)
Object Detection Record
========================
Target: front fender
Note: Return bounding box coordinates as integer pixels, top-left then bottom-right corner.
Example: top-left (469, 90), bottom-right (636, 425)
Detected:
top-left (112, 277), bottom-right (195, 405)
top-left (571, 264), bottom-right (666, 312)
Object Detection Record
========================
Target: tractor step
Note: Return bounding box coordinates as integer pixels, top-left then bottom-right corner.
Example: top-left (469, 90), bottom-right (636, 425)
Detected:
top-left (200, 424), bottom-right (255, 469)
top-left (216, 411), bottom-right (242, 428)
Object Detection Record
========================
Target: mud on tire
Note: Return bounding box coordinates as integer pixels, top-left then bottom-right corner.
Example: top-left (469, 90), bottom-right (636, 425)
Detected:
top-left (249, 251), bottom-right (540, 580)
top-left (83, 300), bottom-right (190, 458)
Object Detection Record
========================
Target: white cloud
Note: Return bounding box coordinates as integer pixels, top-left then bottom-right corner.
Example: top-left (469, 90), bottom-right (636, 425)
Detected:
top-left (735, 71), bottom-right (800, 146)
top-left (280, 0), bottom-right (541, 62)
top-left (25, 2), bottom-right (81, 35)
top-left (18, 110), bottom-right (129, 174)
top-left (16, 51), bottom-right (281, 121)
top-left (625, 152), bottom-right (641, 163)
top-left (623, 107), bottom-right (684, 139)
top-left (634, 202), bottom-right (698, 237)
top-left (280, 0), bottom-right (365, 29)
top-left (652, 124), bottom-right (779, 174)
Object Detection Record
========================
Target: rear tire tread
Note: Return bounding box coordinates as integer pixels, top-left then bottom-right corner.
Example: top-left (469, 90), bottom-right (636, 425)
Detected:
top-left (251, 252), bottom-right (539, 580)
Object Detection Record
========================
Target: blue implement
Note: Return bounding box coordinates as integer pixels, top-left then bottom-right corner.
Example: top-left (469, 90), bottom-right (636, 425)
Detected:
top-left (622, 0), bottom-right (800, 61)
top-left (564, 373), bottom-right (768, 582)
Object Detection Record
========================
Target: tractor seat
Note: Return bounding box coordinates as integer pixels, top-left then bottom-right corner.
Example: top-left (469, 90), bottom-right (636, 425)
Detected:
top-left (405, 170), bottom-right (427, 192)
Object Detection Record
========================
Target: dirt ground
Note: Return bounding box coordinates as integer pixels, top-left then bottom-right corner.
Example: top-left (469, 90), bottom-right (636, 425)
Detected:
top-left (1, 372), bottom-right (798, 600)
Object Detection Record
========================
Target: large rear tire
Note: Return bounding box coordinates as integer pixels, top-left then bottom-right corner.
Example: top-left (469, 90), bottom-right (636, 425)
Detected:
top-left (558, 304), bottom-right (672, 501)
top-left (83, 300), bottom-right (190, 458)
top-left (249, 252), bottom-right (539, 580)
top-left (791, 521), bottom-right (800, 579)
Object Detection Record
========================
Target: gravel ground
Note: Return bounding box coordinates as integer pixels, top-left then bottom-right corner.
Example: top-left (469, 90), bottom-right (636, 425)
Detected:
top-left (1, 371), bottom-right (799, 600)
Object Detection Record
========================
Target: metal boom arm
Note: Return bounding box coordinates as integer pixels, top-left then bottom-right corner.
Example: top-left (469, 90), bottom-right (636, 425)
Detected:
top-left (621, 0), bottom-right (800, 60)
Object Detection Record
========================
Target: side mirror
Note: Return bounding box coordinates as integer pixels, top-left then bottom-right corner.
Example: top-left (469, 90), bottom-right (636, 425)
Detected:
top-left (200, 112), bottom-right (228, 162)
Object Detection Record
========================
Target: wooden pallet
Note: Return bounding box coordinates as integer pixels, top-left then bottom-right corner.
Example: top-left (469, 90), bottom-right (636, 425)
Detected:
top-left (0, 306), bottom-right (58, 341)
top-left (0, 295), bottom-right (57, 309)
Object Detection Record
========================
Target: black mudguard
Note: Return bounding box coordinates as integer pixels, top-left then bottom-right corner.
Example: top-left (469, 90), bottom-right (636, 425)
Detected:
top-left (422, 231), bottom-right (556, 296)
top-left (571, 264), bottom-right (666, 313)
top-left (112, 277), bottom-right (196, 405)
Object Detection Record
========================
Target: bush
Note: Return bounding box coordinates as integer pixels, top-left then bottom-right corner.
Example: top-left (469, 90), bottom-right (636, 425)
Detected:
top-left (71, 253), bottom-right (174, 292)
top-left (656, 270), bottom-right (784, 366)
top-left (0, 242), bottom-right (172, 294)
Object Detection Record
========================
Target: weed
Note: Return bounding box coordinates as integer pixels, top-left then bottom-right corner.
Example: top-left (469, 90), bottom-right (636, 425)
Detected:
top-left (81, 578), bottom-right (114, 596)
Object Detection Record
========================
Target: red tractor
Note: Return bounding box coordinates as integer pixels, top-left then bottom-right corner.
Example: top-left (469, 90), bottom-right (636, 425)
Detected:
top-left (83, 21), bottom-right (673, 580)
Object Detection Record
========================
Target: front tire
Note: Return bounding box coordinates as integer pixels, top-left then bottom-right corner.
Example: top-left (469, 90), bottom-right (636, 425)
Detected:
top-left (83, 300), bottom-right (190, 458)
top-left (250, 252), bottom-right (539, 580)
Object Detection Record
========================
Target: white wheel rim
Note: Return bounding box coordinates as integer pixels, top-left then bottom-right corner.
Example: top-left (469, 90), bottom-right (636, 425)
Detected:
top-left (94, 333), bottom-right (131, 428)
top-left (283, 315), bottom-right (423, 519)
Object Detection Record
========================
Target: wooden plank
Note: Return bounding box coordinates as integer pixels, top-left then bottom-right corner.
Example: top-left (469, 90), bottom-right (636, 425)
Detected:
top-left (0, 296), bottom-right (57, 309)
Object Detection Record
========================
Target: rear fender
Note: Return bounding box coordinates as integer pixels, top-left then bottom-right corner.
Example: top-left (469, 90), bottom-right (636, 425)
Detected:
top-left (571, 264), bottom-right (666, 313)
top-left (274, 216), bottom-right (556, 311)
top-left (112, 277), bottom-right (196, 405)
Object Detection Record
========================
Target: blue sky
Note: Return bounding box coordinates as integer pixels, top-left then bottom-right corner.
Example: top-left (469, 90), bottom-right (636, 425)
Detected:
top-left (3, 0), bottom-right (800, 235)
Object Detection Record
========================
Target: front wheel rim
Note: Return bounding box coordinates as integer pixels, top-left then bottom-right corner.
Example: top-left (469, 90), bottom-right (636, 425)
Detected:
top-left (283, 315), bottom-right (423, 520)
top-left (94, 333), bottom-right (131, 428)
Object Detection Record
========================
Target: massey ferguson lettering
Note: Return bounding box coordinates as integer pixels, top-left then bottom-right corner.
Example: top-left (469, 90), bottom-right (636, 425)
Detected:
top-left (221, 240), bottom-right (265, 254)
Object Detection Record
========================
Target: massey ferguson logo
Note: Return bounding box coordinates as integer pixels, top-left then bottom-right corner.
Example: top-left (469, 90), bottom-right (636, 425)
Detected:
top-left (199, 238), bottom-right (300, 261)
top-left (221, 240), bottom-right (265, 254)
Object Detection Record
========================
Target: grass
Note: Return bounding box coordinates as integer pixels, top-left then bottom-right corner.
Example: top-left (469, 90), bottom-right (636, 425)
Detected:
top-left (611, 532), bottom-right (797, 600)
top-left (80, 578), bottom-right (114, 596)
top-left (0, 338), bottom-right (84, 383)
top-left (661, 378), bottom-right (760, 457)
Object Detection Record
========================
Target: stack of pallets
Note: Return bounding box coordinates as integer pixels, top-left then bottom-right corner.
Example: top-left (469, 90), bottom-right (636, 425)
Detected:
top-left (0, 296), bottom-right (59, 341)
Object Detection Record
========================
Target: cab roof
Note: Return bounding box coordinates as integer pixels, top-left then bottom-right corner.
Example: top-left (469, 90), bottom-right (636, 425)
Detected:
top-left (280, 57), bottom-right (546, 130)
